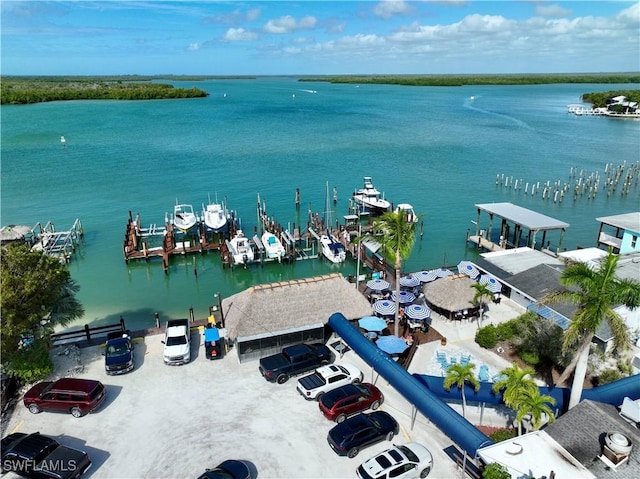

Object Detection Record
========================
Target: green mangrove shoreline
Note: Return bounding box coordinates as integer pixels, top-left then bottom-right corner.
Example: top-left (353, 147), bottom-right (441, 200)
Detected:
top-left (1, 73), bottom-right (638, 105)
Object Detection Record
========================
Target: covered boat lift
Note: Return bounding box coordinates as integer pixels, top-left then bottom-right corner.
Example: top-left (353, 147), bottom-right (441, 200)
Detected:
top-left (470, 203), bottom-right (569, 253)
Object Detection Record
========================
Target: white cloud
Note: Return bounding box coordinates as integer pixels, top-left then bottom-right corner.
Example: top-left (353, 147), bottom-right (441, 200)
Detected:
top-left (186, 42), bottom-right (200, 51)
top-left (373, 0), bottom-right (413, 19)
top-left (616, 1), bottom-right (640, 26)
top-left (263, 15), bottom-right (317, 34)
top-left (535, 4), bottom-right (572, 18)
top-left (223, 28), bottom-right (257, 42)
top-left (246, 8), bottom-right (261, 22)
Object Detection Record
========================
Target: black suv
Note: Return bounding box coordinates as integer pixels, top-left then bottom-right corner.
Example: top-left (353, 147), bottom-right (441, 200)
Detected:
top-left (104, 331), bottom-right (134, 375)
top-left (1, 432), bottom-right (91, 478)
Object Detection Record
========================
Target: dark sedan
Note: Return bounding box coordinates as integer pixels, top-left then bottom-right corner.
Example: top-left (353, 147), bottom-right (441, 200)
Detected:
top-left (197, 459), bottom-right (251, 479)
top-left (327, 411), bottom-right (398, 458)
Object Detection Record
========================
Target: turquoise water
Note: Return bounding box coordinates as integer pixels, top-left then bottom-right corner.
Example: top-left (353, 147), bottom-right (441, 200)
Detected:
top-left (2, 78), bottom-right (639, 330)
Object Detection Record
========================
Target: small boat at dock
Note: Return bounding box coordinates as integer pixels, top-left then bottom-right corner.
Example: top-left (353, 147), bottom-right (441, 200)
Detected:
top-left (261, 231), bottom-right (286, 260)
top-left (352, 176), bottom-right (391, 214)
top-left (202, 195), bottom-right (228, 232)
top-left (228, 230), bottom-right (254, 265)
top-left (172, 203), bottom-right (197, 232)
top-left (320, 231), bottom-right (346, 263)
top-left (396, 203), bottom-right (418, 223)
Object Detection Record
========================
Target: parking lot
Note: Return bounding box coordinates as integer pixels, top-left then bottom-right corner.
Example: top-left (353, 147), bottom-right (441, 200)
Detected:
top-left (2, 329), bottom-right (466, 479)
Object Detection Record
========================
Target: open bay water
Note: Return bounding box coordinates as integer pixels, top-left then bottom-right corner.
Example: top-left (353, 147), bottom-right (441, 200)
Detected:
top-left (2, 78), bottom-right (639, 331)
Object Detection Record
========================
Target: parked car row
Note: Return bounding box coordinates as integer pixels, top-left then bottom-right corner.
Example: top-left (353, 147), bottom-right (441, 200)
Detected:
top-left (258, 342), bottom-right (433, 477)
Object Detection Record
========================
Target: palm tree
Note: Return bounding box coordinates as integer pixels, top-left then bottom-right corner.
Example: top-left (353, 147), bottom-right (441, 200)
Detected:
top-left (492, 364), bottom-right (539, 435)
top-left (492, 363), bottom-right (538, 406)
top-left (369, 210), bottom-right (417, 336)
top-left (545, 250), bottom-right (640, 409)
top-left (444, 362), bottom-right (480, 418)
top-left (471, 282), bottom-right (494, 321)
top-left (514, 389), bottom-right (556, 432)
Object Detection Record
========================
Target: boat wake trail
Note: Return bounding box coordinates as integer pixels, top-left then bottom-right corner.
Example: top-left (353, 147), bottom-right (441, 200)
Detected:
top-left (464, 98), bottom-right (532, 130)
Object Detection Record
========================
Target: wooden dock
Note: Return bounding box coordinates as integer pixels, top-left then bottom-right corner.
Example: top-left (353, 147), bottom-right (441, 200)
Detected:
top-left (123, 211), bottom-right (228, 272)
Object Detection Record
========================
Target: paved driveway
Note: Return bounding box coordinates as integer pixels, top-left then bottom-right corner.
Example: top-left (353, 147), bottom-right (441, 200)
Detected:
top-left (3, 332), bottom-right (462, 479)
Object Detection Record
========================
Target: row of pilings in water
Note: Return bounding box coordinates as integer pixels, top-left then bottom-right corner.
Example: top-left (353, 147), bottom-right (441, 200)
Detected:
top-left (495, 161), bottom-right (640, 203)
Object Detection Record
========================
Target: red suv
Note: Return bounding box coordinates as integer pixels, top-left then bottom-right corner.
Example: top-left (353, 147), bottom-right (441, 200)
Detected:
top-left (319, 383), bottom-right (383, 423)
top-left (23, 378), bottom-right (106, 418)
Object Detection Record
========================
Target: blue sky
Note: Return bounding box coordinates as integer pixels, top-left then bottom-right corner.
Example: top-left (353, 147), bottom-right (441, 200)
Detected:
top-left (2, 1), bottom-right (639, 75)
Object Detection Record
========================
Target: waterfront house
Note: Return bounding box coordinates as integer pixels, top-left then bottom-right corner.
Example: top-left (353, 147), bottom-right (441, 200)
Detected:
top-left (596, 212), bottom-right (640, 254)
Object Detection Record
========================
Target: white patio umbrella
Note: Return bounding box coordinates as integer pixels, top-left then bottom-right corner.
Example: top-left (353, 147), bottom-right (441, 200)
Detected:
top-left (366, 279), bottom-right (390, 292)
top-left (373, 300), bottom-right (396, 316)
top-left (415, 270), bottom-right (439, 283)
top-left (404, 304), bottom-right (431, 320)
top-left (390, 290), bottom-right (416, 305)
top-left (399, 275), bottom-right (421, 288)
top-left (457, 260), bottom-right (480, 279)
top-left (478, 274), bottom-right (502, 293)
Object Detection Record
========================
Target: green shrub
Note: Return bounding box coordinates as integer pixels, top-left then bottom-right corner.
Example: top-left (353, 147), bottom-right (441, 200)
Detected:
top-left (489, 428), bottom-right (517, 443)
top-left (495, 321), bottom-right (517, 341)
top-left (476, 324), bottom-right (498, 349)
top-left (5, 339), bottom-right (54, 383)
top-left (482, 462), bottom-right (511, 479)
top-left (519, 350), bottom-right (540, 366)
top-left (598, 368), bottom-right (623, 385)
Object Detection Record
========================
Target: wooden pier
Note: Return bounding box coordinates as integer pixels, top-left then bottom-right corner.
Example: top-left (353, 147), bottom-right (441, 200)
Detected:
top-left (123, 211), bottom-right (230, 272)
top-left (29, 219), bottom-right (84, 263)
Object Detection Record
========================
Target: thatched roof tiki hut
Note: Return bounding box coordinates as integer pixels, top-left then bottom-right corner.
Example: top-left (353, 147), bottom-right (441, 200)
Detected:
top-left (221, 273), bottom-right (372, 362)
top-left (422, 274), bottom-right (479, 320)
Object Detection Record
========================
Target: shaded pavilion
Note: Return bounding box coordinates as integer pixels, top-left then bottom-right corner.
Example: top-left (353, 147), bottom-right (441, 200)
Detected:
top-left (472, 202), bottom-right (569, 253)
top-left (422, 275), bottom-right (479, 320)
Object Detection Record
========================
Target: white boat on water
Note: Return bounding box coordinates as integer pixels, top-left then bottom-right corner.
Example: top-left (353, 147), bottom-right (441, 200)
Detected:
top-left (229, 230), bottom-right (254, 265)
top-left (202, 196), bottom-right (228, 232)
top-left (172, 203), bottom-right (198, 232)
top-left (352, 176), bottom-right (391, 214)
top-left (320, 231), bottom-right (346, 263)
top-left (261, 231), bottom-right (286, 260)
top-left (396, 203), bottom-right (419, 223)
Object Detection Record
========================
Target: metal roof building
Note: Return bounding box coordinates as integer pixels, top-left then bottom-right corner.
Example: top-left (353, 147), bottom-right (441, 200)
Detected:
top-left (472, 202), bottom-right (569, 253)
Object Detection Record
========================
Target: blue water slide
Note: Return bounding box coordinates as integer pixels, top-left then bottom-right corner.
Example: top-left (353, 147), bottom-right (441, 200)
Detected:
top-left (327, 313), bottom-right (493, 457)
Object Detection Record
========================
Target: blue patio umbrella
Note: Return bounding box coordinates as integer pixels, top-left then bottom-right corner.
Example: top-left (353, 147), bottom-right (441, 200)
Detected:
top-left (404, 304), bottom-right (431, 320)
top-left (399, 275), bottom-right (421, 288)
top-left (415, 270), bottom-right (438, 283)
top-left (373, 300), bottom-right (396, 316)
top-left (376, 335), bottom-right (409, 355)
top-left (457, 260), bottom-right (480, 279)
top-left (366, 279), bottom-right (391, 292)
top-left (390, 290), bottom-right (416, 305)
top-left (358, 316), bottom-right (387, 332)
top-left (478, 274), bottom-right (502, 293)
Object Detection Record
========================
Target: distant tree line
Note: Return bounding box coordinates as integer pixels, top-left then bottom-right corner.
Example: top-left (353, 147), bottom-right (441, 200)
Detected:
top-left (299, 73), bottom-right (640, 87)
top-left (582, 90), bottom-right (640, 107)
top-left (0, 78), bottom-right (210, 104)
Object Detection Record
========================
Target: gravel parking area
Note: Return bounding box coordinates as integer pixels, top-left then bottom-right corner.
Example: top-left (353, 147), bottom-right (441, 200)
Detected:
top-left (3, 332), bottom-right (462, 479)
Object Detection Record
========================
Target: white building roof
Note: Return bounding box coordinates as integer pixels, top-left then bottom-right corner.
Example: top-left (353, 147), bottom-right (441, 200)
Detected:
top-left (475, 203), bottom-right (569, 231)
top-left (477, 431), bottom-right (596, 479)
top-left (596, 212), bottom-right (640, 234)
top-left (481, 247), bottom-right (563, 275)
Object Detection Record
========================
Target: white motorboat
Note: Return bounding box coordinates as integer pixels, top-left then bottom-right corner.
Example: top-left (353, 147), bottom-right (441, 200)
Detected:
top-left (202, 196), bottom-right (228, 232)
top-left (320, 231), bottom-right (346, 263)
top-left (396, 203), bottom-right (419, 223)
top-left (228, 230), bottom-right (254, 265)
top-left (261, 231), bottom-right (286, 260)
top-left (352, 176), bottom-right (391, 214)
top-left (172, 203), bottom-right (197, 232)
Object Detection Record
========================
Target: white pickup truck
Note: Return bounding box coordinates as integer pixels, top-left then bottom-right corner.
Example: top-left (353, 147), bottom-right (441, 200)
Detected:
top-left (162, 319), bottom-right (191, 365)
top-left (296, 363), bottom-right (363, 400)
